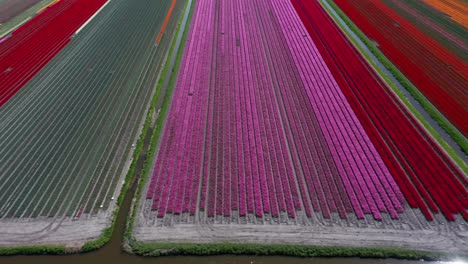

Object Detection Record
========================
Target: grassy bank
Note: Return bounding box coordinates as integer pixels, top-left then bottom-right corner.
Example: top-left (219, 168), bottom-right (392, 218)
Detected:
top-left (130, 242), bottom-right (454, 261)
top-left (0, 245), bottom-right (67, 256)
top-left (320, 0), bottom-right (467, 170)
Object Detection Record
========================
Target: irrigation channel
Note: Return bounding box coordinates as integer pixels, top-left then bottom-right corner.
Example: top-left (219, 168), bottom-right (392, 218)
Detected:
top-left (0, 0), bottom-right (464, 263)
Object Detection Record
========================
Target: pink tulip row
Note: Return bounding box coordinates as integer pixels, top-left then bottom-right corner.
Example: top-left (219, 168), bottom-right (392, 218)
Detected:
top-left (146, 0), bottom-right (405, 221)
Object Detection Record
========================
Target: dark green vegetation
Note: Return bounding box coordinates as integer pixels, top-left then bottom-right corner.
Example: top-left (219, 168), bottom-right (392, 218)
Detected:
top-left (0, 245), bottom-right (66, 256)
top-left (326, 0), bottom-right (467, 161)
top-left (80, 224), bottom-right (113, 253)
top-left (130, 242), bottom-right (449, 261)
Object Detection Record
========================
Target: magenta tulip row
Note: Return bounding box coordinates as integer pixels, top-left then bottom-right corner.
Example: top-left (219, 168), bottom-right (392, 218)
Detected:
top-left (146, 0), bottom-right (405, 220)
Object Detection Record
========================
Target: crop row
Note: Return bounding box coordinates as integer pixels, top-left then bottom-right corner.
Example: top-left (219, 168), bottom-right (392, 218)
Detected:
top-left (0, 0), bottom-right (106, 106)
top-left (146, 0), bottom-right (404, 221)
top-left (291, 0), bottom-right (467, 221)
top-left (332, 0), bottom-right (467, 136)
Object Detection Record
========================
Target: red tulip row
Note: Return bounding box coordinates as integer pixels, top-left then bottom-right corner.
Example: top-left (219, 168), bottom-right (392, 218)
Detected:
top-left (0, 0), bottom-right (107, 106)
top-left (291, 0), bottom-right (467, 221)
top-left (333, 0), bottom-right (467, 136)
top-left (147, 0), bottom-right (405, 221)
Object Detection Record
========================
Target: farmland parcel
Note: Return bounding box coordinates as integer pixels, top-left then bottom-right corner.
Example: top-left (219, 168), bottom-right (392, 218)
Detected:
top-left (133, 0), bottom-right (467, 255)
top-left (0, 0), bottom-right (185, 248)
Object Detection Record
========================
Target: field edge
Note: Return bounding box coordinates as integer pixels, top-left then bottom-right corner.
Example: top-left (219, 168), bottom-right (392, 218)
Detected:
top-left (0, 0), bottom-right (187, 256)
top-left (128, 241), bottom-right (458, 261)
top-left (0, 245), bottom-right (68, 256)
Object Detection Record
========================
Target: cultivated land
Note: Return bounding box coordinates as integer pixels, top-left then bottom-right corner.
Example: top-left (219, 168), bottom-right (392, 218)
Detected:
top-left (0, 0), bottom-right (466, 258)
top-left (382, 0), bottom-right (468, 60)
top-left (0, 0), bottom-right (107, 105)
top-left (333, 0), bottom-right (468, 138)
top-left (133, 0), bottom-right (467, 255)
top-left (292, 0), bottom-right (467, 223)
top-left (0, 0), bottom-right (185, 247)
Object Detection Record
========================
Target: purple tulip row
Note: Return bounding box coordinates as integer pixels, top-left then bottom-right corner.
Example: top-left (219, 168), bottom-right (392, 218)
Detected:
top-left (146, 0), bottom-right (405, 221)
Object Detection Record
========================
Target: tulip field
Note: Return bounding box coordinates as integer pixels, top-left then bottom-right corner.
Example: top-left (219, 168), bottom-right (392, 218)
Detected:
top-left (0, 0), bottom-right (466, 253)
top-left (333, 0), bottom-right (467, 137)
top-left (423, 0), bottom-right (468, 28)
top-left (142, 0), bottom-right (467, 228)
top-left (0, 0), bottom-right (107, 106)
top-left (382, 0), bottom-right (467, 59)
top-left (292, 0), bottom-right (467, 222)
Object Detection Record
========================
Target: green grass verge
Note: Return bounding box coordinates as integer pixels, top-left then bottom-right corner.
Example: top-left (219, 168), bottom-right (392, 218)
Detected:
top-left (130, 242), bottom-right (455, 261)
top-left (321, 0), bottom-right (467, 173)
top-left (0, 245), bottom-right (67, 256)
top-left (124, 0), bottom-right (194, 250)
top-left (80, 225), bottom-right (113, 253)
